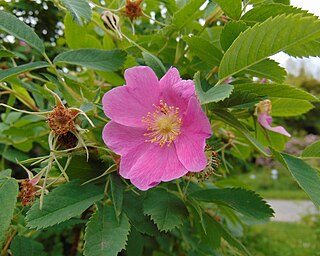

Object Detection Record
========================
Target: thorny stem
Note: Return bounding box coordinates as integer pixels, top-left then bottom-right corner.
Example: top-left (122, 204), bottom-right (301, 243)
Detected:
top-left (1, 229), bottom-right (17, 256)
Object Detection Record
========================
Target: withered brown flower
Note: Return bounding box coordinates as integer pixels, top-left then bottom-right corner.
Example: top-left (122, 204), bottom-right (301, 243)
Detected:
top-left (47, 103), bottom-right (79, 136)
top-left (19, 179), bottom-right (37, 207)
top-left (123, 0), bottom-right (143, 20)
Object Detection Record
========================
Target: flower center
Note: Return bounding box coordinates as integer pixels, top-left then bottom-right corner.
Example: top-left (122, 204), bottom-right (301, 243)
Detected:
top-left (142, 100), bottom-right (181, 147)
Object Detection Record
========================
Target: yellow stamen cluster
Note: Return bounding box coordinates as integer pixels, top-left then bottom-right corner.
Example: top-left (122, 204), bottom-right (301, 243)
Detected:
top-left (142, 100), bottom-right (181, 147)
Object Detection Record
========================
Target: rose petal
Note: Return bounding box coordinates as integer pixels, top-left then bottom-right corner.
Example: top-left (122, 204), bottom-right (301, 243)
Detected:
top-left (102, 67), bottom-right (161, 127)
top-left (120, 144), bottom-right (187, 191)
top-left (102, 121), bottom-right (146, 155)
top-left (162, 80), bottom-right (196, 113)
top-left (182, 97), bottom-right (212, 136)
top-left (159, 67), bottom-right (181, 89)
top-left (258, 113), bottom-right (291, 137)
top-left (174, 131), bottom-right (208, 172)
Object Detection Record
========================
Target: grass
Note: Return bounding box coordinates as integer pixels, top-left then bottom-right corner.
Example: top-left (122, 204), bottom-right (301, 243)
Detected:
top-left (242, 219), bottom-right (320, 256)
top-left (236, 165), bottom-right (310, 200)
top-left (258, 189), bottom-right (309, 200)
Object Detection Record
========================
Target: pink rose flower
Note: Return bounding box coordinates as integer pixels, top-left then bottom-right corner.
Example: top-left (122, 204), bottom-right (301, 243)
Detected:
top-left (102, 66), bottom-right (212, 190)
top-left (256, 100), bottom-right (291, 137)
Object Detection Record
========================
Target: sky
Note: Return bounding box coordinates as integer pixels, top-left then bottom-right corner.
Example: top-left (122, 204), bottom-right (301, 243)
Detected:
top-left (272, 0), bottom-right (320, 79)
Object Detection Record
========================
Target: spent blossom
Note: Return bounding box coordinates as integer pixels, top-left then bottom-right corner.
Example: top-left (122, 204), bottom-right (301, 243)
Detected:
top-left (256, 99), bottom-right (291, 137)
top-left (102, 66), bottom-right (212, 190)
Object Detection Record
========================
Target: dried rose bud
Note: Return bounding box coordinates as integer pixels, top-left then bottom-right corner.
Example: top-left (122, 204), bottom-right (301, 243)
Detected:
top-left (256, 99), bottom-right (272, 115)
top-left (20, 179), bottom-right (37, 207)
top-left (123, 0), bottom-right (143, 20)
top-left (47, 104), bottom-right (79, 135)
top-left (101, 10), bottom-right (123, 39)
top-left (57, 132), bottom-right (78, 149)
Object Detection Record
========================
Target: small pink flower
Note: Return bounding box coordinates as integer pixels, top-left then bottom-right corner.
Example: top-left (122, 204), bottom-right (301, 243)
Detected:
top-left (256, 100), bottom-right (291, 137)
top-left (102, 66), bottom-right (212, 190)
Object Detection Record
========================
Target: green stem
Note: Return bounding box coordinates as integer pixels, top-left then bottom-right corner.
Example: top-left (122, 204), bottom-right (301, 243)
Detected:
top-left (183, 178), bottom-right (192, 196)
top-left (142, 11), bottom-right (167, 26)
top-left (94, 114), bottom-right (109, 123)
top-left (175, 180), bottom-right (184, 199)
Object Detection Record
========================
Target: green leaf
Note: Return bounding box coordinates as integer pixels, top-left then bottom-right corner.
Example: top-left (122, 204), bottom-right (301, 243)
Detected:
top-left (272, 151), bottom-right (320, 207)
top-left (212, 109), bottom-right (270, 156)
top-left (274, 0), bottom-right (290, 4)
top-left (171, 0), bottom-right (206, 30)
top-left (196, 212), bottom-right (220, 249)
top-left (240, 4), bottom-right (320, 58)
top-left (11, 82), bottom-right (37, 108)
top-left (241, 59), bottom-right (287, 83)
top-left (233, 83), bottom-right (318, 101)
top-left (110, 173), bottom-right (125, 222)
top-left (219, 14), bottom-right (320, 80)
top-left (285, 38), bottom-right (320, 58)
top-left (64, 13), bottom-right (101, 49)
top-left (213, 0), bottom-right (242, 20)
top-left (271, 98), bottom-right (314, 116)
top-left (26, 181), bottom-right (103, 229)
top-left (194, 72), bottom-right (233, 104)
top-left (0, 61), bottom-right (49, 82)
top-left (1, 147), bottom-right (29, 162)
top-left (220, 21), bottom-right (248, 51)
top-left (241, 4), bottom-right (311, 25)
top-left (302, 140), bottom-right (320, 158)
top-left (184, 36), bottom-right (223, 66)
top-left (0, 178), bottom-right (18, 247)
top-left (125, 227), bottom-right (144, 256)
top-left (161, 0), bottom-right (178, 14)
top-left (84, 204), bottom-right (130, 256)
top-left (0, 11), bottom-right (45, 53)
top-left (53, 49), bottom-right (127, 72)
top-left (0, 49), bottom-right (16, 59)
top-left (189, 188), bottom-right (274, 220)
top-left (60, 0), bottom-right (92, 25)
top-left (0, 169), bottom-right (12, 179)
top-left (201, 213), bottom-right (251, 255)
top-left (143, 188), bottom-right (188, 231)
top-left (216, 90), bottom-right (260, 108)
top-left (123, 191), bottom-right (158, 236)
top-left (142, 52), bottom-right (166, 79)
top-left (10, 236), bottom-right (45, 256)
